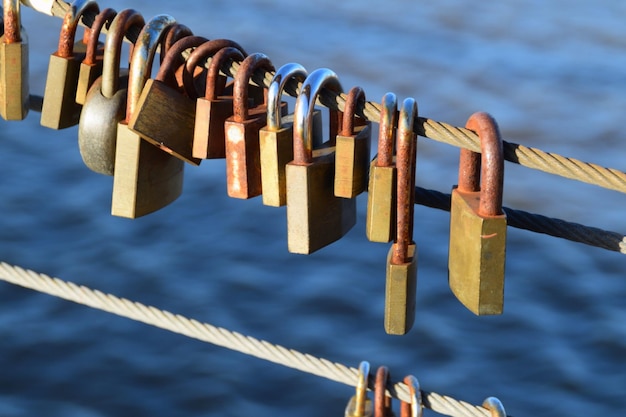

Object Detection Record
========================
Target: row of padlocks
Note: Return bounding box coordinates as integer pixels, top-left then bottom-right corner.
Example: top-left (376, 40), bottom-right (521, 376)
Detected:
top-left (1, 0), bottom-right (508, 335)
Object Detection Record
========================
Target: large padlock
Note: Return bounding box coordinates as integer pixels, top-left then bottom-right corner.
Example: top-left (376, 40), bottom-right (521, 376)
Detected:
top-left (75, 8), bottom-right (116, 105)
top-left (345, 362), bottom-right (373, 417)
top-left (41, 0), bottom-right (100, 129)
top-left (0, 0), bottom-right (29, 120)
top-left (448, 112), bottom-right (507, 315)
top-left (384, 97), bottom-right (418, 336)
top-left (78, 9), bottom-right (145, 175)
top-left (366, 92), bottom-right (397, 243)
top-left (111, 14), bottom-right (184, 219)
top-left (400, 376), bottom-right (423, 417)
top-left (334, 86), bottom-right (372, 198)
top-left (286, 68), bottom-right (357, 254)
top-left (225, 53), bottom-right (287, 199)
top-left (128, 35), bottom-right (208, 166)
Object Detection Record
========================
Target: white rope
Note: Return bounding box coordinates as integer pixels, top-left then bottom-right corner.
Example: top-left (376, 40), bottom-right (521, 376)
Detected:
top-left (0, 261), bottom-right (498, 417)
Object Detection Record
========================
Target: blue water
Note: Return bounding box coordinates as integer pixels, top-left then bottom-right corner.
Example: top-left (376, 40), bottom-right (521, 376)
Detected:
top-left (0, 1), bottom-right (624, 416)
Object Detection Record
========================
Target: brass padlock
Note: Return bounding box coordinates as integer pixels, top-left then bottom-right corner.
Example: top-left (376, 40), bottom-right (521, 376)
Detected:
top-left (400, 376), bottom-right (423, 417)
top-left (192, 46), bottom-right (245, 159)
top-left (385, 97), bottom-right (418, 336)
top-left (41, 0), bottom-right (100, 129)
top-left (345, 362), bottom-right (373, 417)
top-left (128, 35), bottom-right (208, 166)
top-left (366, 93), bottom-right (397, 243)
top-left (286, 68), bottom-right (357, 254)
top-left (78, 9), bottom-right (145, 175)
top-left (111, 14), bottom-right (184, 219)
top-left (0, 0), bottom-right (29, 120)
top-left (448, 111), bottom-right (507, 315)
top-left (75, 8), bottom-right (116, 105)
top-left (374, 366), bottom-right (394, 417)
top-left (335, 86), bottom-right (372, 198)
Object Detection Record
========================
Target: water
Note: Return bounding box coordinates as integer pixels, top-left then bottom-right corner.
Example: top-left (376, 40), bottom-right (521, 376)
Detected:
top-left (0, 1), bottom-right (624, 416)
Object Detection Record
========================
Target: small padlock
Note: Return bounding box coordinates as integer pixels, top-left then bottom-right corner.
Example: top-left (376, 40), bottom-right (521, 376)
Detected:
top-left (366, 93), bottom-right (397, 243)
top-left (286, 68), bottom-right (357, 254)
top-left (374, 366), bottom-right (394, 417)
top-left (41, 0), bottom-right (100, 129)
top-left (448, 112), bottom-right (507, 315)
top-left (111, 14), bottom-right (184, 219)
top-left (345, 362), bottom-right (373, 417)
top-left (0, 0), bottom-right (29, 120)
top-left (78, 9), bottom-right (145, 175)
top-left (75, 8), bottom-right (116, 105)
top-left (334, 86), bottom-right (372, 198)
top-left (400, 376), bottom-right (423, 417)
top-left (128, 35), bottom-right (208, 166)
top-left (384, 97), bottom-right (418, 336)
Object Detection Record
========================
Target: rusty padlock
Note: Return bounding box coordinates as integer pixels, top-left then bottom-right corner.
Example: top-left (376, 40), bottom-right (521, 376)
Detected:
top-left (159, 23), bottom-right (192, 67)
top-left (448, 112), bottom-right (507, 315)
top-left (286, 68), bottom-right (357, 254)
top-left (75, 8), bottom-right (116, 105)
top-left (128, 35), bottom-right (208, 166)
top-left (374, 366), bottom-right (394, 417)
top-left (78, 9), bottom-right (145, 175)
top-left (384, 97), bottom-right (418, 336)
top-left (0, 0), bottom-right (29, 120)
top-left (400, 376), bottom-right (423, 417)
top-left (41, 0), bottom-right (100, 129)
top-left (111, 14), bottom-right (184, 219)
top-left (334, 86), bottom-right (372, 198)
top-left (344, 361), bottom-right (373, 417)
top-left (366, 92), bottom-right (397, 243)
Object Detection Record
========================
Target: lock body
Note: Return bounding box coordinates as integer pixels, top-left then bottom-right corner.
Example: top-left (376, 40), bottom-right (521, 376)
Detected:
top-left (335, 123), bottom-right (371, 198)
top-left (366, 157), bottom-right (396, 243)
top-left (385, 243), bottom-right (417, 335)
top-left (0, 33), bottom-right (29, 120)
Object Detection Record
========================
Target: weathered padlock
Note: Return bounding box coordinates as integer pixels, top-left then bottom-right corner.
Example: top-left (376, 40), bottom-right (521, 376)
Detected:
top-left (448, 112), bottom-right (507, 315)
top-left (78, 9), bottom-right (145, 175)
top-left (75, 8), bottom-right (116, 105)
top-left (0, 0), bottom-right (29, 120)
top-left (128, 35), bottom-right (208, 166)
top-left (385, 97), bottom-right (418, 336)
top-left (225, 53), bottom-right (287, 199)
top-left (286, 68), bottom-right (357, 254)
top-left (111, 14), bottom-right (184, 219)
top-left (335, 86), bottom-right (372, 198)
top-left (374, 366), bottom-right (394, 417)
top-left (41, 0), bottom-right (100, 129)
top-left (366, 93), bottom-right (397, 243)
top-left (482, 397), bottom-right (507, 417)
top-left (400, 376), bottom-right (423, 417)
top-left (345, 362), bottom-right (373, 417)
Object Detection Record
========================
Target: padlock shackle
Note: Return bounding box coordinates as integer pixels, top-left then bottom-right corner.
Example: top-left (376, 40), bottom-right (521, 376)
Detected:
top-left (182, 39), bottom-right (246, 100)
top-left (126, 14), bottom-right (177, 121)
top-left (354, 361), bottom-right (370, 417)
top-left (160, 24), bottom-right (192, 66)
top-left (459, 112), bottom-right (504, 217)
top-left (83, 8), bottom-right (116, 65)
top-left (400, 375), bottom-right (423, 417)
top-left (232, 53), bottom-right (274, 122)
top-left (482, 397), bottom-right (507, 417)
top-left (101, 9), bottom-right (145, 99)
top-left (204, 46), bottom-right (245, 101)
top-left (3, 0), bottom-right (21, 43)
top-left (154, 35), bottom-right (208, 86)
top-left (374, 366), bottom-right (392, 417)
top-left (340, 86), bottom-right (366, 136)
top-left (377, 92), bottom-right (397, 168)
top-left (266, 63), bottom-right (308, 131)
top-left (57, 0), bottom-right (99, 58)
top-left (293, 68), bottom-right (343, 164)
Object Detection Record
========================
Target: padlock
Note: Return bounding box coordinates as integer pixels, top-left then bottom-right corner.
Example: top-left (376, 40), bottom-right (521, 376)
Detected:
top-left (400, 376), bottom-right (422, 417)
top-left (75, 8), bottom-right (116, 105)
top-left (366, 93), bottom-right (397, 243)
top-left (160, 23), bottom-right (192, 67)
top-left (128, 35), bottom-right (208, 166)
top-left (0, 0), bottom-right (29, 120)
top-left (111, 14), bottom-right (184, 219)
top-left (78, 9), bottom-right (145, 175)
top-left (40, 0), bottom-right (100, 129)
top-left (334, 86), bottom-right (372, 198)
top-left (286, 68), bottom-right (357, 254)
top-left (482, 397), bottom-right (507, 417)
top-left (374, 366), bottom-right (394, 417)
top-left (448, 112), bottom-right (507, 315)
top-left (225, 53), bottom-right (287, 199)
top-left (345, 362), bottom-right (373, 417)
top-left (192, 46), bottom-right (245, 159)
top-left (384, 97), bottom-right (418, 336)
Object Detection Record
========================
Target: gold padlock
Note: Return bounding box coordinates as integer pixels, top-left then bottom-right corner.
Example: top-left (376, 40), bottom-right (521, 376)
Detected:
top-left (374, 366), bottom-right (394, 417)
top-left (366, 92), bottom-right (397, 243)
top-left (345, 362), bottom-right (373, 417)
top-left (400, 375), bottom-right (423, 417)
top-left (111, 14), bottom-right (184, 219)
top-left (334, 86), bottom-right (372, 198)
top-left (0, 0), bottom-right (29, 120)
top-left (448, 112), bottom-right (507, 315)
top-left (75, 8), bottom-right (116, 105)
top-left (385, 97), bottom-right (418, 336)
top-left (41, 0), bottom-right (99, 129)
top-left (286, 68), bottom-right (357, 254)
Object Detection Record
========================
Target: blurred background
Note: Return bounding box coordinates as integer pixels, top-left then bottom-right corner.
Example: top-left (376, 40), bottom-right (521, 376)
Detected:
top-left (0, 0), bottom-right (625, 416)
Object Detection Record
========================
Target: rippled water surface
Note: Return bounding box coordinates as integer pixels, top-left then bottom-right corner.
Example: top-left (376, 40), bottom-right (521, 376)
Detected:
top-left (0, 1), bottom-right (625, 416)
